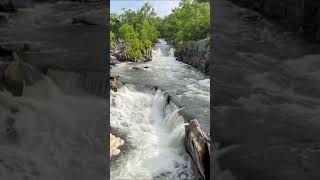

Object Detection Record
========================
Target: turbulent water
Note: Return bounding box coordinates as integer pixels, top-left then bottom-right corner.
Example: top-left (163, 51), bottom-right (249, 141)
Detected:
top-left (213, 0), bottom-right (320, 180)
top-left (0, 72), bottom-right (107, 179)
top-left (111, 39), bottom-right (210, 130)
top-left (110, 39), bottom-right (209, 179)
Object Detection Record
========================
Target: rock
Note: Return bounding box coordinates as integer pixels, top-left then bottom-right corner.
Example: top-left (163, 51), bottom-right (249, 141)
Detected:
top-left (4, 52), bottom-right (25, 96)
top-left (110, 55), bottom-right (116, 65)
top-left (185, 119), bottom-right (210, 180)
top-left (110, 133), bottom-right (124, 157)
top-left (177, 38), bottom-right (209, 75)
top-left (132, 66), bottom-right (142, 70)
top-left (0, 0), bottom-right (16, 12)
top-left (144, 66), bottom-right (148, 69)
top-left (163, 91), bottom-right (183, 108)
top-left (110, 76), bottom-right (122, 92)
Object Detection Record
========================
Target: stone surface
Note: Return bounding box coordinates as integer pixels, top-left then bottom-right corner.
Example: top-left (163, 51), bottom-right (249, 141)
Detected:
top-left (177, 38), bottom-right (210, 75)
top-left (185, 119), bottom-right (210, 180)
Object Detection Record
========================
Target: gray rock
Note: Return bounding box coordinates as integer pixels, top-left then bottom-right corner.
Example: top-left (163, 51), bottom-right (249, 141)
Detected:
top-left (185, 119), bottom-right (210, 180)
top-left (177, 38), bottom-right (210, 74)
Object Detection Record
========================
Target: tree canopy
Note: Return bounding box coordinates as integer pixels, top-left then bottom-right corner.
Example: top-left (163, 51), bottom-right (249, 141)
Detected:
top-left (159, 0), bottom-right (210, 50)
top-left (110, 0), bottom-right (210, 60)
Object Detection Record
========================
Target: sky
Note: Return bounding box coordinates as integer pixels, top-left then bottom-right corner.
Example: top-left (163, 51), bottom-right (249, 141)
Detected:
top-left (110, 0), bottom-right (181, 17)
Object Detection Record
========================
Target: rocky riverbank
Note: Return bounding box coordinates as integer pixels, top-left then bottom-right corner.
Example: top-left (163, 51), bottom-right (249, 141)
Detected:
top-left (110, 40), bottom-right (153, 64)
top-left (228, 0), bottom-right (320, 42)
top-left (175, 38), bottom-right (210, 75)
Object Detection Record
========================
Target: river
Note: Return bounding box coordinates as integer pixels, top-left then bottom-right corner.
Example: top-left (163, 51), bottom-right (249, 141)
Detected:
top-left (0, 2), bottom-right (107, 179)
top-left (110, 39), bottom-right (210, 179)
top-left (213, 0), bottom-right (320, 180)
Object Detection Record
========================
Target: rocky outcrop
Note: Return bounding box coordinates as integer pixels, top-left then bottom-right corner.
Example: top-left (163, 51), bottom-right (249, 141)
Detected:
top-left (176, 38), bottom-right (210, 75)
top-left (228, 0), bottom-right (320, 42)
top-left (110, 40), bottom-right (153, 63)
top-left (185, 119), bottom-right (210, 180)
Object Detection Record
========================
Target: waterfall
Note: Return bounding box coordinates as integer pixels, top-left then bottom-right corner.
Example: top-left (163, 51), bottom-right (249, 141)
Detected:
top-left (168, 48), bottom-right (175, 57)
top-left (0, 76), bottom-right (107, 179)
top-left (110, 85), bottom-right (198, 179)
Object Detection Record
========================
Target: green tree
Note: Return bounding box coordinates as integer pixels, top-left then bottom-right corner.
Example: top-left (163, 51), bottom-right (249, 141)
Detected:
top-left (160, 0), bottom-right (210, 51)
top-left (119, 23), bottom-right (142, 60)
top-left (110, 31), bottom-right (115, 48)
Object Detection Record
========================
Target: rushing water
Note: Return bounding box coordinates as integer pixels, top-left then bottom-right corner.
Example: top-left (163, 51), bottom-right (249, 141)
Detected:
top-left (110, 39), bottom-right (209, 179)
top-left (0, 71), bottom-right (107, 179)
top-left (111, 39), bottom-right (210, 131)
top-left (213, 0), bottom-right (320, 180)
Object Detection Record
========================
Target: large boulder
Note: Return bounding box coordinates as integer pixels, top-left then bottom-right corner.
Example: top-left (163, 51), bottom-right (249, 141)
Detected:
top-left (185, 119), bottom-right (210, 180)
top-left (177, 38), bottom-right (210, 74)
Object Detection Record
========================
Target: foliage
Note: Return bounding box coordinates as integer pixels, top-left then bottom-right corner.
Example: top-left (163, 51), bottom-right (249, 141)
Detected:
top-left (110, 0), bottom-right (210, 59)
top-left (160, 0), bottom-right (210, 50)
top-left (110, 2), bottom-right (160, 60)
top-left (110, 31), bottom-right (115, 48)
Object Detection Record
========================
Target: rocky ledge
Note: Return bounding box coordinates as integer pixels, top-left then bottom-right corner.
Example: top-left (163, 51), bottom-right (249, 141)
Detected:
top-left (110, 40), bottom-right (152, 64)
top-left (176, 38), bottom-right (210, 75)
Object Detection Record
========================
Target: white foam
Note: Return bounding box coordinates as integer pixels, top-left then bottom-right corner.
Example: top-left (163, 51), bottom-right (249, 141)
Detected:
top-left (110, 86), bottom-right (197, 179)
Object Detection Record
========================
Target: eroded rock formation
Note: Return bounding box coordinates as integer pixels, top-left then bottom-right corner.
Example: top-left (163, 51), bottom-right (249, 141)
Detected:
top-left (176, 38), bottom-right (210, 75)
top-left (185, 119), bottom-right (210, 180)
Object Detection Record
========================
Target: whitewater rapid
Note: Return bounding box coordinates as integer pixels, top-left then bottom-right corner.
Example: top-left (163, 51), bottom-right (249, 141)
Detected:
top-left (110, 86), bottom-right (198, 179)
top-left (110, 39), bottom-right (209, 179)
top-left (0, 72), bottom-right (106, 180)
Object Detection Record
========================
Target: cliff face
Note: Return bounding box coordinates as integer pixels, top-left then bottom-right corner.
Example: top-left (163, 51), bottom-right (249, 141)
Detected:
top-left (229, 0), bottom-right (320, 42)
top-left (176, 38), bottom-right (210, 75)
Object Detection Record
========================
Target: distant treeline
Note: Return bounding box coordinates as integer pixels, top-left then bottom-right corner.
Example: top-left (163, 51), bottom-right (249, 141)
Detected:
top-left (110, 0), bottom-right (210, 60)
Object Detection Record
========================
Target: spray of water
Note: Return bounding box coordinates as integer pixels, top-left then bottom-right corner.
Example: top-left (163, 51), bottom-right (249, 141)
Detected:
top-left (110, 86), bottom-right (198, 179)
top-left (0, 77), bottom-right (106, 180)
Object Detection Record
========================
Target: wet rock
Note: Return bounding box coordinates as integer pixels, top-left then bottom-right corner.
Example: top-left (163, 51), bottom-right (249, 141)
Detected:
top-left (132, 66), bottom-right (142, 70)
top-left (163, 91), bottom-right (183, 108)
top-left (177, 38), bottom-right (209, 75)
top-left (110, 133), bottom-right (124, 157)
top-left (110, 75), bottom-right (122, 92)
top-left (110, 55), bottom-right (116, 65)
top-left (185, 119), bottom-right (210, 180)
top-left (4, 52), bottom-right (24, 96)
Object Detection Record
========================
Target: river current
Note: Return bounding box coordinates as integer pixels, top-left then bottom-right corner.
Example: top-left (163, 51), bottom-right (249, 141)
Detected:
top-left (110, 39), bottom-right (210, 179)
